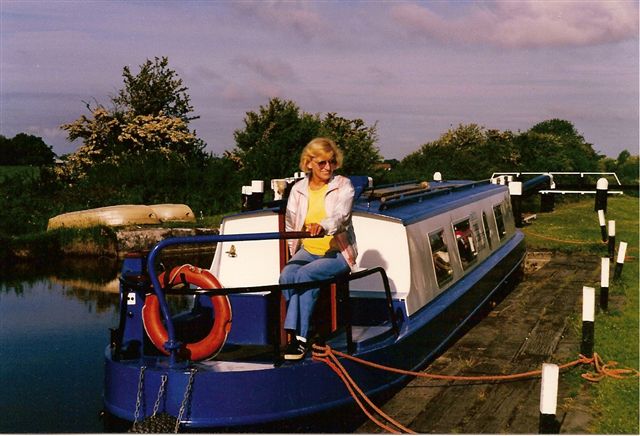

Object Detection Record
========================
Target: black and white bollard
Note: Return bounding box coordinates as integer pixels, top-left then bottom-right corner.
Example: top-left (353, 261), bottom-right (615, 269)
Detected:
top-left (597, 210), bottom-right (607, 242)
top-left (607, 220), bottom-right (616, 260)
top-left (509, 181), bottom-right (523, 228)
top-left (241, 180), bottom-right (265, 211)
top-left (594, 178), bottom-right (608, 212)
top-left (600, 258), bottom-right (610, 311)
top-left (248, 180), bottom-right (264, 209)
top-left (539, 363), bottom-right (561, 434)
top-left (581, 286), bottom-right (595, 358)
top-left (241, 185), bottom-right (252, 211)
top-left (613, 241), bottom-right (628, 280)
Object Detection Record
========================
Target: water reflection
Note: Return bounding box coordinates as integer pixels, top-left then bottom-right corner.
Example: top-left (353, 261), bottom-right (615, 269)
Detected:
top-left (2, 251), bottom-right (214, 298)
top-left (0, 251), bottom-right (216, 433)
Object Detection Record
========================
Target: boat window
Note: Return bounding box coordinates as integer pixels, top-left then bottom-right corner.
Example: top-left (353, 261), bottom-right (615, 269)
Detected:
top-left (482, 211), bottom-right (493, 249)
top-left (470, 213), bottom-right (486, 253)
top-left (429, 229), bottom-right (453, 287)
top-left (453, 219), bottom-right (478, 270)
top-left (493, 204), bottom-right (506, 240)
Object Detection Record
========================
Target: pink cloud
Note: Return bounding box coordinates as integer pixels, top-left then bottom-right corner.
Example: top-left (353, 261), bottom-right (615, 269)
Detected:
top-left (391, 0), bottom-right (638, 48)
top-left (232, 1), bottom-right (328, 41)
top-left (234, 57), bottom-right (296, 82)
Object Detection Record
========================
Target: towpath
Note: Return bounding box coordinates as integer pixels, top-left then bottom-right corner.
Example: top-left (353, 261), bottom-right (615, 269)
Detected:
top-left (355, 252), bottom-right (601, 434)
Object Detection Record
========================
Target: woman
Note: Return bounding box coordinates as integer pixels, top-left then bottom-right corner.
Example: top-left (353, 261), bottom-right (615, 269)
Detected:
top-left (279, 137), bottom-right (358, 361)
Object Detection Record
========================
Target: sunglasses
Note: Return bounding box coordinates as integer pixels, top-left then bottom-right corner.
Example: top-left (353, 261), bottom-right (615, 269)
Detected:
top-left (313, 158), bottom-right (337, 168)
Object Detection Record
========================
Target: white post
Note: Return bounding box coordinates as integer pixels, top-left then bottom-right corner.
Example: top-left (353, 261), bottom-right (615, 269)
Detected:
top-left (241, 185), bottom-right (252, 211)
top-left (509, 181), bottom-right (523, 228)
top-left (600, 258), bottom-right (610, 311)
top-left (613, 241), bottom-right (628, 280)
top-left (581, 286), bottom-right (595, 357)
top-left (539, 363), bottom-right (560, 433)
top-left (607, 220), bottom-right (616, 260)
top-left (595, 178), bottom-right (608, 212)
top-left (251, 180), bottom-right (264, 193)
top-left (597, 210), bottom-right (607, 242)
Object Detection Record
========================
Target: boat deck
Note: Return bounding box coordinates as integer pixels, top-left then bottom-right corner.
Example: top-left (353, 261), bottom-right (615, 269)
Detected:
top-left (355, 252), bottom-right (600, 434)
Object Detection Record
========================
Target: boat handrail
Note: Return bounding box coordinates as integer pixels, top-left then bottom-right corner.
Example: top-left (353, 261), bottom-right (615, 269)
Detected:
top-left (378, 179), bottom-right (492, 211)
top-left (144, 231), bottom-right (398, 364)
top-left (157, 266), bottom-right (400, 357)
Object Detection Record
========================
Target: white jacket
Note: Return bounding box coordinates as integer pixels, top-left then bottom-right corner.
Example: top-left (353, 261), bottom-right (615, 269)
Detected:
top-left (285, 174), bottom-right (358, 268)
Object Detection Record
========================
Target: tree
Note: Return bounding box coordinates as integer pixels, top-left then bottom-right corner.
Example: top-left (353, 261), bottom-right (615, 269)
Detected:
top-left (397, 124), bottom-right (516, 181)
top-left (60, 57), bottom-right (205, 182)
top-left (396, 119), bottom-right (603, 182)
top-left (513, 132), bottom-right (573, 172)
top-left (525, 119), bottom-right (600, 171)
top-left (0, 133), bottom-right (56, 166)
top-left (318, 113), bottom-right (381, 176)
top-left (231, 98), bottom-right (322, 182)
top-left (231, 98), bottom-right (383, 183)
top-left (599, 150), bottom-right (639, 185)
top-left (112, 56), bottom-right (197, 122)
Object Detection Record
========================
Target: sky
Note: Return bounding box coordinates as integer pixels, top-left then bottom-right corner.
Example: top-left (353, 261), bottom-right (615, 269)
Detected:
top-left (1, 0), bottom-right (638, 161)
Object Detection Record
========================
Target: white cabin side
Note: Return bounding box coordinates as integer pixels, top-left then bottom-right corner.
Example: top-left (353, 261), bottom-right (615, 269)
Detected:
top-left (349, 213), bottom-right (411, 303)
top-left (405, 189), bottom-right (515, 316)
top-left (210, 210), bottom-right (281, 288)
top-left (351, 189), bottom-right (516, 317)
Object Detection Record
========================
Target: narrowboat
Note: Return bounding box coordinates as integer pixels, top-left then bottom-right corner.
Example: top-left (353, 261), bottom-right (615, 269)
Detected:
top-left (103, 174), bottom-right (526, 430)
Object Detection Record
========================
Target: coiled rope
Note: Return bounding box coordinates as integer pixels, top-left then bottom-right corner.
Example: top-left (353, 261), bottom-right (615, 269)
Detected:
top-left (311, 344), bottom-right (639, 434)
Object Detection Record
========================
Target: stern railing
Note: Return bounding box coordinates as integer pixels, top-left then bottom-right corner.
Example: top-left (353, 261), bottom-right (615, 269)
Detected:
top-left (144, 231), bottom-right (399, 365)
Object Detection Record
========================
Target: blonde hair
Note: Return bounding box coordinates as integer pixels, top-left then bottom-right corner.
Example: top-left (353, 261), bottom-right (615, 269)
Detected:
top-left (299, 137), bottom-right (343, 172)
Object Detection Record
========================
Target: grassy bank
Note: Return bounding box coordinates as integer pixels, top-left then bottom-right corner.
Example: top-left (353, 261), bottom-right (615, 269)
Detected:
top-left (522, 195), bottom-right (639, 434)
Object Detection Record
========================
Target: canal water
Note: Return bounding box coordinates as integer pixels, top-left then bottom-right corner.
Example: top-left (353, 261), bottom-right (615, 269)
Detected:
top-left (0, 254), bottom-right (370, 433)
top-left (1, 278), bottom-right (117, 432)
top-left (0, 254), bottom-right (212, 433)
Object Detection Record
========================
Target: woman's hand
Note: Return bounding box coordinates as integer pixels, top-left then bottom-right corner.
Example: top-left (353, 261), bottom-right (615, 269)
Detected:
top-left (305, 223), bottom-right (325, 237)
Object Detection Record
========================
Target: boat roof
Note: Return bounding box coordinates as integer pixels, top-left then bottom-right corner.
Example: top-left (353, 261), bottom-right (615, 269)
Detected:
top-left (352, 179), bottom-right (508, 226)
top-left (224, 178), bottom-right (508, 228)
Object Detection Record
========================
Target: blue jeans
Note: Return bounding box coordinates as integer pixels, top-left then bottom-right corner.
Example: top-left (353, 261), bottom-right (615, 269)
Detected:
top-left (279, 248), bottom-right (350, 339)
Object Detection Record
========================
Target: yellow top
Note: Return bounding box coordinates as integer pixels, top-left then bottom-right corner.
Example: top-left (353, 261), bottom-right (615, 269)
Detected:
top-left (303, 184), bottom-right (334, 255)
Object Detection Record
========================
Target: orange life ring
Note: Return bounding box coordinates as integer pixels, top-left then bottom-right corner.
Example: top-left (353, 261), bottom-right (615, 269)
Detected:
top-left (142, 264), bottom-right (232, 361)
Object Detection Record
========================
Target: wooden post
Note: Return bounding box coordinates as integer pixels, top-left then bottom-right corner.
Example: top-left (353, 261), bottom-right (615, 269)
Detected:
top-left (597, 210), bottom-right (607, 242)
top-left (607, 220), bottom-right (616, 260)
top-left (581, 286), bottom-right (595, 357)
top-left (613, 241), bottom-right (627, 280)
top-left (540, 192), bottom-right (555, 212)
top-left (600, 258), bottom-right (610, 311)
top-left (594, 178), bottom-right (608, 212)
top-left (539, 363), bottom-right (560, 434)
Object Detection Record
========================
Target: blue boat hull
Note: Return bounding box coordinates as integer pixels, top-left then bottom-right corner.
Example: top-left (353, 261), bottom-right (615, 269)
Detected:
top-left (104, 231), bottom-right (525, 429)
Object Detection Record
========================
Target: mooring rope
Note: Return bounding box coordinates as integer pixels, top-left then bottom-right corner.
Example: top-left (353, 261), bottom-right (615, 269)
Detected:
top-left (522, 230), bottom-right (598, 245)
top-left (311, 344), bottom-right (639, 434)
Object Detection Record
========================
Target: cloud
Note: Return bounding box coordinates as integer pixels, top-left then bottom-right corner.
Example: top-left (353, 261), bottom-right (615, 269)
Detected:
top-left (231, 1), bottom-right (328, 41)
top-left (391, 0), bottom-right (639, 48)
top-left (233, 57), bottom-right (297, 82)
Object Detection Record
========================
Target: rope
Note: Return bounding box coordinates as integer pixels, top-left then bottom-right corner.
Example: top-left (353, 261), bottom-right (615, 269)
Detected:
top-left (167, 264), bottom-right (198, 286)
top-left (580, 353), bottom-right (640, 382)
top-left (522, 230), bottom-right (598, 245)
top-left (311, 345), bottom-right (639, 434)
top-left (313, 346), bottom-right (415, 434)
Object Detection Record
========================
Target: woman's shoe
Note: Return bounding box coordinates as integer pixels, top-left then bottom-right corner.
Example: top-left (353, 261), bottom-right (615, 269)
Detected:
top-left (284, 337), bottom-right (307, 361)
